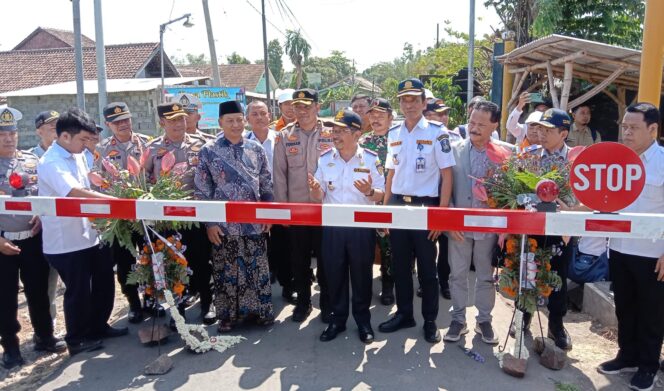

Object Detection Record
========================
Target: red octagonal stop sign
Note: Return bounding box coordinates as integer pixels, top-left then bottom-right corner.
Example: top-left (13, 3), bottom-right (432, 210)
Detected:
top-left (570, 142), bottom-right (645, 212)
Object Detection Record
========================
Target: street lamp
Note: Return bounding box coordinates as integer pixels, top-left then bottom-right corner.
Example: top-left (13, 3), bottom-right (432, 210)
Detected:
top-left (160, 13), bottom-right (193, 102)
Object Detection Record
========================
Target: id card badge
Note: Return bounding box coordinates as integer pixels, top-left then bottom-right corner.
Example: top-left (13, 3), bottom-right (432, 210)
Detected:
top-left (415, 156), bottom-right (425, 173)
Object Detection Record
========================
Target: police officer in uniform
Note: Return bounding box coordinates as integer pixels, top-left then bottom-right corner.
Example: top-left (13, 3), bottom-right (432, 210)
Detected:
top-left (309, 109), bottom-right (385, 343)
top-left (0, 107), bottom-right (66, 369)
top-left (273, 89), bottom-right (335, 322)
top-left (143, 102), bottom-right (214, 326)
top-left (29, 110), bottom-right (59, 158)
top-left (174, 93), bottom-right (216, 142)
top-left (378, 78), bottom-right (456, 343)
top-left (95, 102), bottom-right (150, 323)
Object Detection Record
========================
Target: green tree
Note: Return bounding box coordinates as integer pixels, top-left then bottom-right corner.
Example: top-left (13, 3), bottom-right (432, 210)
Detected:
top-left (267, 39), bottom-right (284, 85)
top-left (303, 51), bottom-right (353, 88)
top-left (486, 0), bottom-right (645, 49)
top-left (170, 53), bottom-right (209, 66)
top-left (227, 52), bottom-right (250, 64)
top-left (284, 29), bottom-right (311, 88)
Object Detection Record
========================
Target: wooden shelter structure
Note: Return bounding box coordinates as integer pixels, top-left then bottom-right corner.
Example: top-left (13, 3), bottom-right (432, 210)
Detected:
top-left (496, 34), bottom-right (664, 138)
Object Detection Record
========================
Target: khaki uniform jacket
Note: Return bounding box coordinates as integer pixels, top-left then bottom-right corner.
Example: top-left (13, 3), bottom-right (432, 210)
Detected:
top-left (143, 133), bottom-right (207, 190)
top-left (94, 132), bottom-right (150, 173)
top-left (272, 120), bottom-right (334, 203)
top-left (0, 150), bottom-right (39, 231)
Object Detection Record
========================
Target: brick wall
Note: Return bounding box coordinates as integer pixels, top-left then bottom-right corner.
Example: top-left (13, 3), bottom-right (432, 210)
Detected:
top-left (8, 90), bottom-right (162, 150)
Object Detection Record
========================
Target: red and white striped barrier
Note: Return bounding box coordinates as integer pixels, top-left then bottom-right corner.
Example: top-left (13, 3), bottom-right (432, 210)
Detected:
top-left (1, 196), bottom-right (662, 239)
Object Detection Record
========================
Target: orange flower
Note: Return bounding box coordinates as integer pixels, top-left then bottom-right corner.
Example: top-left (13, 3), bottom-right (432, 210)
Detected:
top-left (145, 286), bottom-right (153, 296)
top-left (501, 164), bottom-right (509, 172)
top-left (528, 238), bottom-right (538, 252)
top-left (175, 241), bottom-right (183, 250)
top-left (173, 282), bottom-right (185, 296)
top-left (143, 245), bottom-right (152, 254)
top-left (545, 262), bottom-right (551, 272)
top-left (487, 197), bottom-right (498, 208)
top-left (167, 236), bottom-right (175, 244)
top-left (541, 285), bottom-right (553, 297)
top-left (175, 255), bottom-right (187, 266)
top-left (504, 258), bottom-right (514, 268)
top-left (501, 286), bottom-right (516, 298)
top-left (506, 239), bottom-right (518, 254)
top-left (139, 255), bottom-right (150, 265)
top-left (88, 217), bottom-right (97, 223)
top-left (101, 180), bottom-right (110, 190)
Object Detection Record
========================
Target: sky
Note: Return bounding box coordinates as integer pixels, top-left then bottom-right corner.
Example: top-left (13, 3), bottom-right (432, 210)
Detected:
top-left (1, 0), bottom-right (501, 72)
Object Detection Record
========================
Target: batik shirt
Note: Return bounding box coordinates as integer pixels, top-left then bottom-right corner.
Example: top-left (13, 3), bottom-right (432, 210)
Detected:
top-left (194, 136), bottom-right (274, 236)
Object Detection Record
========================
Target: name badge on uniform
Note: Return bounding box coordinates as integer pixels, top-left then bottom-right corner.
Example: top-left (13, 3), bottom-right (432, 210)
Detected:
top-left (415, 156), bottom-right (425, 173)
top-left (353, 168), bottom-right (370, 173)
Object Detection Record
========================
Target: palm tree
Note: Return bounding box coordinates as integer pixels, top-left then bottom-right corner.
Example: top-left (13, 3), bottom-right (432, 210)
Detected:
top-left (284, 29), bottom-right (311, 88)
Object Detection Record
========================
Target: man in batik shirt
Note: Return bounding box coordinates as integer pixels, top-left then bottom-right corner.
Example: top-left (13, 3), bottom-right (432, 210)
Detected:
top-left (359, 98), bottom-right (394, 305)
top-left (194, 101), bottom-right (274, 333)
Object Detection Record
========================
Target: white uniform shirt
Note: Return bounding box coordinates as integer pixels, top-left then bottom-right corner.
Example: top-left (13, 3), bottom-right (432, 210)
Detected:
top-left (38, 142), bottom-right (99, 255)
top-left (245, 129), bottom-right (278, 174)
top-left (578, 237), bottom-right (608, 257)
top-left (610, 141), bottom-right (664, 259)
top-left (385, 116), bottom-right (456, 197)
top-left (315, 147), bottom-right (385, 205)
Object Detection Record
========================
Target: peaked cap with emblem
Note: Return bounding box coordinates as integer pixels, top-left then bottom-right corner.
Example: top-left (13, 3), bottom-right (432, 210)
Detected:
top-left (103, 102), bottom-right (132, 122)
top-left (0, 107), bottom-right (21, 131)
top-left (397, 78), bottom-right (424, 97)
top-left (532, 108), bottom-right (571, 130)
top-left (367, 98), bottom-right (393, 113)
top-left (157, 102), bottom-right (188, 120)
top-left (35, 110), bottom-right (60, 128)
top-left (292, 88), bottom-right (318, 105)
top-left (323, 109), bottom-right (362, 130)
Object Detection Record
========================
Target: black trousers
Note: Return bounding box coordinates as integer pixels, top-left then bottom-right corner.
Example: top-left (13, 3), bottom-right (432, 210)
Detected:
top-left (610, 250), bottom-right (664, 373)
top-left (389, 195), bottom-right (440, 321)
top-left (180, 225), bottom-right (212, 308)
top-left (111, 237), bottom-right (141, 309)
top-left (288, 226), bottom-right (327, 311)
top-left (0, 234), bottom-right (53, 349)
top-left (321, 227), bottom-right (375, 327)
top-left (437, 234), bottom-right (450, 289)
top-left (268, 225), bottom-right (292, 290)
top-left (533, 235), bottom-right (571, 321)
top-left (46, 245), bottom-right (114, 345)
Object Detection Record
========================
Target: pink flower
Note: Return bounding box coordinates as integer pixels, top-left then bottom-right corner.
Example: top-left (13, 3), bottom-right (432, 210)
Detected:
top-left (139, 149), bottom-right (151, 168)
top-left (486, 142), bottom-right (511, 164)
top-left (101, 158), bottom-right (120, 177)
top-left (127, 155), bottom-right (141, 177)
top-left (567, 146), bottom-right (585, 163)
top-left (161, 151), bottom-right (176, 173)
top-left (88, 171), bottom-right (104, 187)
top-left (472, 181), bottom-right (488, 202)
top-left (172, 162), bottom-right (188, 176)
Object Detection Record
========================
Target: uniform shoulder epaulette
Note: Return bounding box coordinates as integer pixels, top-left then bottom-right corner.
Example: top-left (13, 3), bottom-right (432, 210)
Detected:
top-left (145, 136), bottom-right (163, 147)
top-left (320, 148), bottom-right (333, 157)
top-left (284, 122), bottom-right (296, 130)
top-left (429, 120), bottom-right (444, 127)
top-left (363, 148), bottom-right (378, 156)
top-left (524, 144), bottom-right (542, 153)
top-left (437, 133), bottom-right (450, 141)
top-left (388, 124), bottom-right (400, 132)
top-left (18, 149), bottom-right (39, 159)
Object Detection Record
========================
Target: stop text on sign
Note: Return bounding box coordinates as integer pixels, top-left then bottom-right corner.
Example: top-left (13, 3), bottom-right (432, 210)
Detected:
top-left (572, 163), bottom-right (643, 191)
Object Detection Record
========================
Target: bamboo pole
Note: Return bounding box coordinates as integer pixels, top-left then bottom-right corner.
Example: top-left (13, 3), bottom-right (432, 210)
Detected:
top-left (546, 61), bottom-right (560, 108)
top-left (559, 62), bottom-right (574, 110)
top-left (567, 66), bottom-right (627, 110)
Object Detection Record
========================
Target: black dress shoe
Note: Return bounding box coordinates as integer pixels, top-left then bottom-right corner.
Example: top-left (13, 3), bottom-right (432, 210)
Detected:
top-left (319, 323), bottom-right (346, 342)
top-left (2, 348), bottom-right (24, 370)
top-left (440, 286), bottom-right (451, 300)
top-left (292, 304), bottom-right (312, 322)
top-left (33, 335), bottom-right (67, 353)
top-left (128, 308), bottom-right (144, 324)
top-left (378, 314), bottom-right (416, 333)
top-left (95, 325), bottom-right (129, 339)
top-left (183, 293), bottom-right (199, 308)
top-left (67, 339), bottom-right (103, 356)
top-left (423, 321), bottom-right (441, 343)
top-left (548, 325), bottom-right (573, 351)
top-left (201, 306), bottom-right (217, 325)
top-left (282, 288), bottom-right (298, 305)
top-left (358, 325), bottom-right (375, 344)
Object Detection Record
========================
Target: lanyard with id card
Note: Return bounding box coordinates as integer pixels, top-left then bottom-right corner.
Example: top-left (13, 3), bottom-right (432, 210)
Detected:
top-left (416, 143), bottom-right (425, 173)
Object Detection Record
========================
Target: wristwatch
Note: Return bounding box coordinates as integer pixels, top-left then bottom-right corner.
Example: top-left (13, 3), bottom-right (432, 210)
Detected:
top-left (365, 188), bottom-right (375, 197)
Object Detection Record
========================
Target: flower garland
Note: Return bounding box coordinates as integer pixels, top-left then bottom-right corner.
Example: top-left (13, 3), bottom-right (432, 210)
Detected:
top-left (164, 290), bottom-right (244, 354)
top-left (497, 236), bottom-right (562, 314)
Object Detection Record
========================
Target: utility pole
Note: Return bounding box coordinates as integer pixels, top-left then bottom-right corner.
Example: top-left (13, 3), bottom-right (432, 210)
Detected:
top-left (261, 0), bottom-right (271, 118)
top-left (467, 0), bottom-right (475, 105)
top-left (72, 0), bottom-right (85, 110)
top-left (94, 0), bottom-right (109, 137)
top-left (202, 0), bottom-right (221, 87)
top-left (436, 23), bottom-right (440, 48)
